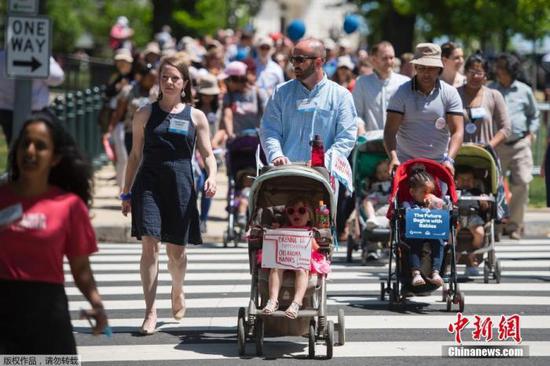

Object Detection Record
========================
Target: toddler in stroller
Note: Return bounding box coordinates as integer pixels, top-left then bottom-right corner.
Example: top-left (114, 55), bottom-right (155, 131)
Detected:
top-left (260, 196), bottom-right (331, 319)
top-left (362, 159), bottom-right (391, 230)
top-left (402, 164), bottom-right (446, 287)
top-left (455, 166), bottom-right (490, 273)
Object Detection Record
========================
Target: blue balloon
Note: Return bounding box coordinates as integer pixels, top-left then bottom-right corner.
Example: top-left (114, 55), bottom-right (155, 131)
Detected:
top-left (343, 15), bottom-right (360, 34)
top-left (287, 19), bottom-right (306, 42)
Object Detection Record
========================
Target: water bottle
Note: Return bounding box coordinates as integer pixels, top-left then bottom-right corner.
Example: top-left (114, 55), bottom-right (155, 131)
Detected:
top-left (311, 134), bottom-right (325, 167)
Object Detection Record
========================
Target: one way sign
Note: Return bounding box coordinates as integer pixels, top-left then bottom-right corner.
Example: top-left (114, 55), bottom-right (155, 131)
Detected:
top-left (5, 15), bottom-right (51, 78)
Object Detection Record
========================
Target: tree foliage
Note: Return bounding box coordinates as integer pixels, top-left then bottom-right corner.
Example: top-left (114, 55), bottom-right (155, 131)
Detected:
top-left (356, 0), bottom-right (550, 52)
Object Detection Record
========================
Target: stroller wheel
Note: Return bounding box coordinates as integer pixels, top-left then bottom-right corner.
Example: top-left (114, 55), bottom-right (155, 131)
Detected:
top-left (441, 284), bottom-right (448, 302)
top-left (483, 262), bottom-right (490, 284)
top-left (380, 282), bottom-right (386, 301)
top-left (308, 319), bottom-right (316, 359)
top-left (446, 294), bottom-right (452, 312)
top-left (337, 308), bottom-right (346, 346)
top-left (495, 260), bottom-right (502, 283)
top-left (237, 313), bottom-right (246, 356)
top-left (325, 320), bottom-right (334, 359)
top-left (346, 236), bottom-right (354, 263)
top-left (390, 281), bottom-right (399, 303)
top-left (255, 318), bottom-right (264, 356)
top-left (223, 231), bottom-right (229, 248)
top-left (457, 292), bottom-right (465, 313)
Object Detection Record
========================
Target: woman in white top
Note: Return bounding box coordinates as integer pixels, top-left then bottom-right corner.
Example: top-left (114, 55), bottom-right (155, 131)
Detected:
top-left (441, 42), bottom-right (466, 87)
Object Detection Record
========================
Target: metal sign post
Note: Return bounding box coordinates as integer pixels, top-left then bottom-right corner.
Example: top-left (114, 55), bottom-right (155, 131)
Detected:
top-left (5, 11), bottom-right (51, 142)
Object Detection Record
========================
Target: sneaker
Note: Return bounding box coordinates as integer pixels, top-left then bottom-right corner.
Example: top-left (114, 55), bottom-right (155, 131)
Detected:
top-left (509, 230), bottom-right (521, 240)
top-left (200, 221), bottom-right (207, 234)
top-left (464, 266), bottom-right (480, 277)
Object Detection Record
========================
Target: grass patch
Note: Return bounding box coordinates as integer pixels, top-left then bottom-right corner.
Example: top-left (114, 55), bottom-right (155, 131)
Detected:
top-left (529, 176), bottom-right (547, 208)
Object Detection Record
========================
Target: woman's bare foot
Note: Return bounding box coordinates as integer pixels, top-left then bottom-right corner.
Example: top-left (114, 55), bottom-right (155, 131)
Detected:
top-left (140, 311), bottom-right (157, 335)
top-left (171, 287), bottom-right (186, 320)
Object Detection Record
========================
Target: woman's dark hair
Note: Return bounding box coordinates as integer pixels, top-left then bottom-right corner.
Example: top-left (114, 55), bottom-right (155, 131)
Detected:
top-left (408, 164), bottom-right (435, 189)
top-left (8, 113), bottom-right (94, 207)
top-left (464, 53), bottom-right (488, 73)
top-left (134, 60), bottom-right (156, 77)
top-left (496, 53), bottom-right (521, 81)
top-left (196, 93), bottom-right (219, 113)
top-left (441, 42), bottom-right (460, 59)
top-left (157, 55), bottom-right (193, 104)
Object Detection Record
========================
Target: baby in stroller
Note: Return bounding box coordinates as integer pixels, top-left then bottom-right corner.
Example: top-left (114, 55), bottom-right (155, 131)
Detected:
top-left (455, 166), bottom-right (490, 273)
top-left (362, 159), bottom-right (391, 229)
top-left (260, 196), bottom-right (331, 319)
top-left (402, 165), bottom-right (446, 287)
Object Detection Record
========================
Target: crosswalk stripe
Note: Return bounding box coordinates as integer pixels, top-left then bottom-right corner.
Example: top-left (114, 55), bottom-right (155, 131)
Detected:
top-left (77, 341), bottom-right (550, 361)
top-left (71, 315), bottom-right (550, 331)
top-left (68, 294), bottom-right (550, 311)
top-left (64, 282), bottom-right (550, 296)
top-left (69, 258), bottom-right (550, 272)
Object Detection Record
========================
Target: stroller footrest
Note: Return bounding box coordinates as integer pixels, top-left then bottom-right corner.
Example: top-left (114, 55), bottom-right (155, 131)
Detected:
top-left (257, 309), bottom-right (319, 318)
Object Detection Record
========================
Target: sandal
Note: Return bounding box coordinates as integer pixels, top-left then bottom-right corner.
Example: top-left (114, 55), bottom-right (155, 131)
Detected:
top-left (411, 271), bottom-right (425, 287)
top-left (429, 270), bottom-right (444, 287)
top-left (262, 299), bottom-right (279, 315)
top-left (285, 301), bottom-right (301, 319)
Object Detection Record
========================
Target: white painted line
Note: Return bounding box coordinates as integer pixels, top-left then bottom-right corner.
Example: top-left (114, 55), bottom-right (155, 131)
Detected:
top-left (71, 315), bottom-right (550, 331)
top-left (68, 295), bottom-right (550, 311)
top-left (77, 341), bottom-right (550, 361)
top-left (494, 253), bottom-right (550, 259)
top-left (64, 271), bottom-right (376, 283)
top-left (495, 246), bottom-right (550, 252)
top-left (64, 282), bottom-right (550, 296)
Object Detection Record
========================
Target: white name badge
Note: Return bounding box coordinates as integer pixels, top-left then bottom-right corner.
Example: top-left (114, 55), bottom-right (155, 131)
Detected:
top-left (470, 107), bottom-right (486, 120)
top-left (0, 203), bottom-right (23, 227)
top-left (465, 122), bottom-right (477, 135)
top-left (168, 118), bottom-right (190, 135)
top-left (296, 98), bottom-right (316, 112)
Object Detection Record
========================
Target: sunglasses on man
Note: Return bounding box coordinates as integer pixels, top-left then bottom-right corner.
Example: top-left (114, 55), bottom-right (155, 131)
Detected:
top-left (289, 55), bottom-right (318, 64)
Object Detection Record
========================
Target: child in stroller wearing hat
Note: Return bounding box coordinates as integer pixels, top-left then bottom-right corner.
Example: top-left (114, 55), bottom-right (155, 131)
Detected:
top-left (259, 196), bottom-right (331, 319)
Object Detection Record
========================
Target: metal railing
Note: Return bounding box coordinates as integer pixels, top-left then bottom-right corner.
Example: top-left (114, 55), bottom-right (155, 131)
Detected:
top-left (533, 102), bottom-right (549, 174)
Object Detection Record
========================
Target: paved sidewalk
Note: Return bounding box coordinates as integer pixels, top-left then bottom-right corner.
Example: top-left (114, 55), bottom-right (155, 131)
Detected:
top-left (91, 164), bottom-right (550, 242)
top-left (91, 164), bottom-right (228, 243)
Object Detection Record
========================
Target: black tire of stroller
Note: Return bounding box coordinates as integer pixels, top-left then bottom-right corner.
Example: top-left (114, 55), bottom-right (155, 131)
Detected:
top-left (337, 308), bottom-right (346, 345)
top-left (458, 292), bottom-right (465, 313)
top-left (237, 315), bottom-right (246, 356)
top-left (326, 320), bottom-right (334, 359)
top-left (380, 282), bottom-right (386, 301)
top-left (255, 318), bottom-right (264, 356)
top-left (446, 294), bottom-right (452, 312)
top-left (346, 236), bottom-right (354, 263)
top-left (495, 260), bottom-right (502, 284)
top-left (484, 262), bottom-right (490, 283)
top-left (308, 319), bottom-right (316, 359)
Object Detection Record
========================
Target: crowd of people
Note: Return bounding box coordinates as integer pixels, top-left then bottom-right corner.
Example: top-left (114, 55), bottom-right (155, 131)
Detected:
top-left (2, 16), bottom-right (550, 348)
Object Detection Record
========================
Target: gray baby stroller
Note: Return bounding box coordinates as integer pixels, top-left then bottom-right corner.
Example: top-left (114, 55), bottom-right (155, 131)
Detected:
top-left (237, 164), bottom-right (345, 359)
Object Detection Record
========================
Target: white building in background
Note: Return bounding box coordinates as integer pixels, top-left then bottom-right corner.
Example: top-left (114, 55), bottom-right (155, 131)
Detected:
top-left (253, 0), bottom-right (360, 46)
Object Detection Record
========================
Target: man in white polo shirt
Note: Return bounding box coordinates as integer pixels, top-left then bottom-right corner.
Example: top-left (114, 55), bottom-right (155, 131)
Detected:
top-left (384, 43), bottom-right (464, 175)
top-left (353, 41), bottom-right (409, 132)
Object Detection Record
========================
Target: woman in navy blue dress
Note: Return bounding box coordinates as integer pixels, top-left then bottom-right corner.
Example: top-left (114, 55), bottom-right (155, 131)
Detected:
top-left (121, 55), bottom-right (217, 334)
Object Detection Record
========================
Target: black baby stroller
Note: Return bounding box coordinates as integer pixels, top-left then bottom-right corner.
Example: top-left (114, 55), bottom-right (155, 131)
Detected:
top-left (237, 164), bottom-right (345, 359)
top-left (223, 129), bottom-right (260, 247)
top-left (380, 158), bottom-right (465, 312)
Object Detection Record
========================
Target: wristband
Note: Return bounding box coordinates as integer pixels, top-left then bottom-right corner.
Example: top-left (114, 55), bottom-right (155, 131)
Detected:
top-left (443, 154), bottom-right (455, 165)
top-left (119, 192), bottom-right (132, 201)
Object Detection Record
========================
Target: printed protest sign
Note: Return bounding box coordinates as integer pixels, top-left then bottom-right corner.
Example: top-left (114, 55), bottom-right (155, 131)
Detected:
top-left (405, 208), bottom-right (449, 239)
top-left (262, 228), bottom-right (312, 270)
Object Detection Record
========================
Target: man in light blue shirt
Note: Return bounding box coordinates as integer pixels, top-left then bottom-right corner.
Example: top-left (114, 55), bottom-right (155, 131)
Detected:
top-left (260, 38), bottom-right (357, 167)
top-left (489, 53), bottom-right (540, 239)
top-left (353, 41), bottom-right (409, 132)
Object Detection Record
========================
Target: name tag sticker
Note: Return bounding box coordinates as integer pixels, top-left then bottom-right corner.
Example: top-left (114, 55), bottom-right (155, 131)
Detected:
top-left (434, 117), bottom-right (446, 130)
top-left (470, 107), bottom-right (486, 120)
top-left (0, 203), bottom-right (23, 227)
top-left (168, 118), bottom-right (190, 135)
top-left (296, 99), bottom-right (316, 112)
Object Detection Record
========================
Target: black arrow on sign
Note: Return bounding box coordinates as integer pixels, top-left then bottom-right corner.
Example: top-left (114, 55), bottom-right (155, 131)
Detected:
top-left (13, 57), bottom-right (42, 72)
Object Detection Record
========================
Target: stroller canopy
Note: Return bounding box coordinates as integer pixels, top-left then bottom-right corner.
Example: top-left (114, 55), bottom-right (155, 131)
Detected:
top-left (248, 165), bottom-right (337, 223)
top-left (387, 158), bottom-right (459, 218)
top-left (455, 144), bottom-right (499, 194)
